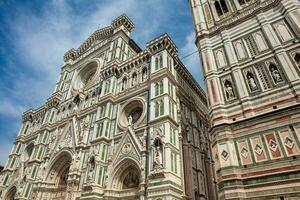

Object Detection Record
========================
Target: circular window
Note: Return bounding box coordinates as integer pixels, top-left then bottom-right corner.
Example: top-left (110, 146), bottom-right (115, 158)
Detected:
top-left (73, 61), bottom-right (98, 91)
top-left (129, 107), bottom-right (143, 124)
top-left (118, 98), bottom-right (146, 129)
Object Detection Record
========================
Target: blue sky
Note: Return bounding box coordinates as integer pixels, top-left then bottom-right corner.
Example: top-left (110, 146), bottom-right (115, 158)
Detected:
top-left (0, 0), bottom-right (204, 165)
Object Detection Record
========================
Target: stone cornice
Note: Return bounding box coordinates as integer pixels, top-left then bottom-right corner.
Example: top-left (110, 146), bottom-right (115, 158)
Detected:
top-left (174, 57), bottom-right (207, 104)
top-left (146, 33), bottom-right (178, 57)
top-left (196, 0), bottom-right (280, 42)
top-left (45, 92), bottom-right (62, 109)
top-left (64, 14), bottom-right (135, 63)
top-left (64, 26), bottom-right (114, 62)
top-left (111, 14), bottom-right (135, 32)
top-left (22, 109), bottom-right (34, 122)
top-left (101, 51), bottom-right (150, 79)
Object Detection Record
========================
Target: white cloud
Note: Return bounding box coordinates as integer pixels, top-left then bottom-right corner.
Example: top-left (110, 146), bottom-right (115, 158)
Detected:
top-left (0, 98), bottom-right (26, 118)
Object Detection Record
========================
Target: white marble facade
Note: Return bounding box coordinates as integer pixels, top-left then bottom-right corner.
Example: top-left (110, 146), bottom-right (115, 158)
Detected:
top-left (0, 15), bottom-right (215, 200)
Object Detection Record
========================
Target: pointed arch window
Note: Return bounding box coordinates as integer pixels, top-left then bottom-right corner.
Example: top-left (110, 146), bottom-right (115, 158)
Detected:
top-left (154, 80), bottom-right (164, 96)
top-left (155, 54), bottom-right (163, 70)
top-left (142, 67), bottom-right (148, 81)
top-left (121, 78), bottom-right (127, 91)
top-left (215, 0), bottom-right (229, 17)
top-left (104, 79), bottom-right (111, 94)
top-left (155, 100), bottom-right (164, 117)
top-left (131, 72), bottom-right (137, 86)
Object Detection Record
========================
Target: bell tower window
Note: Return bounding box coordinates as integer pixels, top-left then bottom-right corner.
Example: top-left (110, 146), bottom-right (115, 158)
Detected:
top-left (215, 0), bottom-right (229, 17)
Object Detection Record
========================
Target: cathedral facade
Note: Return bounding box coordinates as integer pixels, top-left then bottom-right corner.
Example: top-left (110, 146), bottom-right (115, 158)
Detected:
top-left (189, 0), bottom-right (300, 199)
top-left (0, 15), bottom-right (217, 200)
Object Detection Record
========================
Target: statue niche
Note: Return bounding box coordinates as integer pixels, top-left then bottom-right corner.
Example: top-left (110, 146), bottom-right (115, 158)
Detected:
top-left (246, 72), bottom-right (258, 92)
top-left (269, 63), bottom-right (283, 84)
top-left (224, 80), bottom-right (235, 100)
top-left (87, 154), bottom-right (96, 183)
top-left (153, 137), bottom-right (163, 171)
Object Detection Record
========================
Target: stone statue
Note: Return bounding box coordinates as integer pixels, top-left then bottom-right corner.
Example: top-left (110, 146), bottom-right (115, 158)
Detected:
top-left (37, 159), bottom-right (48, 181)
top-left (271, 67), bottom-right (282, 83)
top-left (225, 82), bottom-right (235, 99)
top-left (132, 74), bottom-right (137, 86)
top-left (154, 146), bottom-right (162, 167)
top-left (87, 153), bottom-right (96, 182)
top-left (142, 70), bottom-right (147, 81)
top-left (247, 74), bottom-right (257, 91)
top-left (79, 115), bottom-right (90, 142)
top-left (128, 115), bottom-right (133, 126)
top-left (70, 151), bottom-right (81, 172)
top-left (122, 79), bottom-right (127, 90)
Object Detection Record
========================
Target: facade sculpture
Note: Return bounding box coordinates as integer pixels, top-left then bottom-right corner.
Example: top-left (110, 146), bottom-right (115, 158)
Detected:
top-left (189, 0), bottom-right (300, 199)
top-left (0, 15), bottom-right (216, 200)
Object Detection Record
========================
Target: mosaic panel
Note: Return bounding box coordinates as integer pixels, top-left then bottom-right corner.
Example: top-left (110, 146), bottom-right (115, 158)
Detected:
top-left (237, 140), bottom-right (252, 165)
top-left (264, 133), bottom-right (282, 159)
top-left (278, 129), bottom-right (299, 156)
top-left (250, 136), bottom-right (267, 162)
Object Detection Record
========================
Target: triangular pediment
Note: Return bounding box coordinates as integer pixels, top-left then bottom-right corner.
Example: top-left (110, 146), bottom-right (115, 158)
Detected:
top-left (51, 121), bottom-right (76, 157)
top-left (112, 127), bottom-right (142, 166)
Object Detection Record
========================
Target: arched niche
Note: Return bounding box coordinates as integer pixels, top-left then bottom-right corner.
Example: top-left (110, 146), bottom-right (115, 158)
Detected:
top-left (45, 151), bottom-right (72, 185)
top-left (72, 58), bottom-right (102, 93)
top-left (22, 143), bottom-right (34, 163)
top-left (4, 186), bottom-right (17, 200)
top-left (110, 159), bottom-right (141, 191)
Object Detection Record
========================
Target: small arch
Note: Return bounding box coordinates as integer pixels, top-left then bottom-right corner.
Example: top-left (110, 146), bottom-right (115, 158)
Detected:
top-left (142, 67), bottom-right (148, 81)
top-left (122, 77), bottom-right (127, 91)
top-left (23, 143), bottom-right (34, 162)
top-left (131, 72), bottom-right (137, 86)
top-left (73, 94), bottom-right (81, 105)
top-left (4, 186), bottom-right (17, 200)
top-left (155, 57), bottom-right (159, 69)
top-left (45, 150), bottom-right (73, 183)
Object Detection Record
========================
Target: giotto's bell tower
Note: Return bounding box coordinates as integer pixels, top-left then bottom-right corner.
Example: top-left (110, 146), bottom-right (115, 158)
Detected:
top-left (189, 0), bottom-right (300, 199)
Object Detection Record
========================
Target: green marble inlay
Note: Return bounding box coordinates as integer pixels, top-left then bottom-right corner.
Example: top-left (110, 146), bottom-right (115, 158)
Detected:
top-left (219, 171), bottom-right (300, 189)
top-left (82, 192), bottom-right (104, 197)
top-left (148, 180), bottom-right (182, 189)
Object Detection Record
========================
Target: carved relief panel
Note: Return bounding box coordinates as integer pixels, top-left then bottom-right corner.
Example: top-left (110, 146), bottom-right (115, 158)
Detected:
top-left (233, 39), bottom-right (248, 60)
top-left (214, 47), bottom-right (228, 69)
top-left (273, 20), bottom-right (294, 43)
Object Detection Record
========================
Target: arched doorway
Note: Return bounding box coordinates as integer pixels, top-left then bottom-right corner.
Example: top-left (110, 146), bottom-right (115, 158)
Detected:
top-left (5, 186), bottom-right (17, 200)
top-left (108, 159), bottom-right (142, 200)
top-left (37, 151), bottom-right (72, 200)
